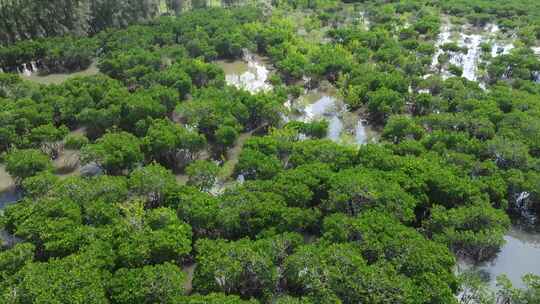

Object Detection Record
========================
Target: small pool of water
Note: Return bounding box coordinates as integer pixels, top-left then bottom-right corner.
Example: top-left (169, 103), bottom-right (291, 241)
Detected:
top-left (0, 165), bottom-right (15, 194)
top-left (216, 53), bottom-right (272, 93)
top-left (458, 225), bottom-right (540, 289)
top-left (290, 86), bottom-right (377, 145)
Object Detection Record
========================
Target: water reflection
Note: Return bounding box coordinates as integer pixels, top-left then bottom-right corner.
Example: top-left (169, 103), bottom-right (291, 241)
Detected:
top-left (291, 87), bottom-right (377, 145)
top-left (432, 20), bottom-right (515, 82)
top-left (216, 53), bottom-right (272, 93)
top-left (459, 225), bottom-right (540, 289)
top-left (0, 165), bottom-right (22, 247)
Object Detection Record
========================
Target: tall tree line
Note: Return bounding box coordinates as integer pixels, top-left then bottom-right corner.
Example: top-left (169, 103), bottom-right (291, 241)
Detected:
top-left (0, 0), bottom-right (160, 45)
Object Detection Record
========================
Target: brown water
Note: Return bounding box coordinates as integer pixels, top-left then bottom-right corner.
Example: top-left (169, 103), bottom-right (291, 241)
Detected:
top-left (183, 263), bottom-right (197, 294)
top-left (20, 62), bottom-right (99, 85)
top-left (216, 53), bottom-right (272, 93)
top-left (54, 149), bottom-right (81, 177)
top-left (0, 165), bottom-right (15, 194)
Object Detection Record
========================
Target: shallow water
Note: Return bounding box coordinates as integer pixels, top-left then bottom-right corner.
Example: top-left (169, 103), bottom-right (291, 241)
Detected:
top-left (432, 20), bottom-right (515, 82)
top-left (288, 87), bottom-right (377, 145)
top-left (300, 92), bottom-right (345, 141)
top-left (216, 54), bottom-right (272, 93)
top-left (20, 62), bottom-right (99, 85)
top-left (54, 149), bottom-right (81, 177)
top-left (183, 263), bottom-right (197, 294)
top-left (432, 22), bottom-right (453, 68)
top-left (0, 188), bottom-right (21, 210)
top-left (218, 55), bottom-right (377, 145)
top-left (459, 34), bottom-right (483, 81)
top-left (458, 225), bottom-right (540, 289)
top-left (0, 166), bottom-right (22, 247)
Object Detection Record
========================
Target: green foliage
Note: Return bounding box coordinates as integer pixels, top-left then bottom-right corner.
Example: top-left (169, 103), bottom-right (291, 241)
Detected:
top-left (176, 293), bottom-right (259, 303)
top-left (0, 251), bottom-right (110, 303)
top-left (285, 121), bottom-right (328, 139)
top-left (217, 182), bottom-right (321, 238)
top-left (186, 160), bottom-right (220, 192)
top-left (81, 131), bottom-right (143, 175)
top-left (325, 168), bottom-right (417, 222)
top-left (5, 148), bottom-right (53, 181)
top-left (0, 0), bottom-right (161, 45)
top-left (424, 203), bottom-right (511, 261)
top-left (3, 3), bottom-right (540, 304)
top-left (114, 204), bottom-right (192, 267)
top-left (21, 171), bottom-right (60, 198)
top-left (143, 118), bottom-right (206, 170)
top-left (193, 233), bottom-right (303, 299)
top-left (382, 115), bottom-right (424, 143)
top-left (0, 243), bottom-right (35, 277)
top-left (236, 148), bottom-right (283, 180)
top-left (64, 133), bottom-right (90, 150)
top-left (109, 262), bottom-right (186, 304)
top-left (284, 242), bottom-right (417, 303)
top-left (129, 163), bottom-right (177, 207)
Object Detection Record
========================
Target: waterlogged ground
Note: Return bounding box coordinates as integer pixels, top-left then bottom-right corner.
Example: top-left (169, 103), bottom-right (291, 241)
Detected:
top-left (20, 61), bottom-right (99, 85)
top-left (217, 50), bottom-right (540, 292)
top-left (289, 84), bottom-right (378, 145)
top-left (432, 19), bottom-right (514, 82)
top-left (430, 20), bottom-right (540, 288)
top-left (218, 54), bottom-right (377, 145)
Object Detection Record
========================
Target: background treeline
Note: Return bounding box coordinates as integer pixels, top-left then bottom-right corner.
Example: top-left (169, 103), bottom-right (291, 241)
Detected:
top-left (0, 0), bottom-right (161, 46)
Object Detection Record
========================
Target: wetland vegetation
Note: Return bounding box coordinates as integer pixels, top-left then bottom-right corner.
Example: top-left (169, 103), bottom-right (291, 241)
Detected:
top-left (1, 0), bottom-right (540, 303)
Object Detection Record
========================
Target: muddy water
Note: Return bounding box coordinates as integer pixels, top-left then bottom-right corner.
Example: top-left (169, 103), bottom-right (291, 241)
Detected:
top-left (183, 263), bottom-right (197, 294)
top-left (20, 61), bottom-right (99, 85)
top-left (54, 149), bottom-right (81, 177)
top-left (458, 225), bottom-right (540, 289)
top-left (0, 165), bottom-right (15, 195)
top-left (216, 53), bottom-right (272, 93)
